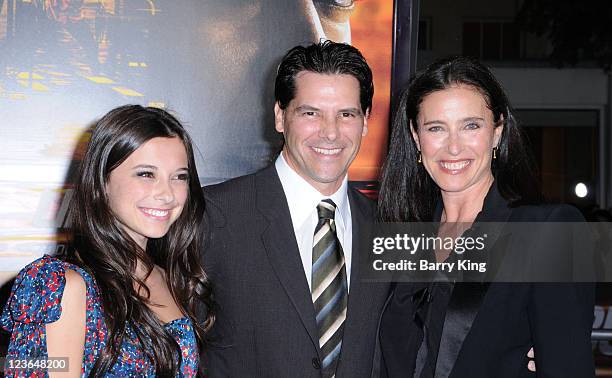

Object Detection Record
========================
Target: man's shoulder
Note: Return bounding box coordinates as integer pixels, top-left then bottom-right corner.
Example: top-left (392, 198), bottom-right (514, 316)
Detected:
top-left (204, 165), bottom-right (276, 197)
top-left (204, 172), bottom-right (257, 199)
top-left (202, 165), bottom-right (282, 214)
top-left (347, 182), bottom-right (376, 217)
top-left (347, 183), bottom-right (375, 202)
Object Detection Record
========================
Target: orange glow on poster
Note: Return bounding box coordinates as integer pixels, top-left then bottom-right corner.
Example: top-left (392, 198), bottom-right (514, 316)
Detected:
top-left (349, 0), bottom-right (393, 181)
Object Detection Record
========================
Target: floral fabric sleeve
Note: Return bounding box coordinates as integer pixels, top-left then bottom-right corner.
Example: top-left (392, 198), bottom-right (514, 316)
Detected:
top-left (0, 256), bottom-right (106, 377)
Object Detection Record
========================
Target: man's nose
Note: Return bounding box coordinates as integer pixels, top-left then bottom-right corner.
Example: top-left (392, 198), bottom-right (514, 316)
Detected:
top-left (319, 116), bottom-right (340, 141)
top-left (296, 0), bottom-right (326, 41)
top-left (312, 0), bottom-right (354, 43)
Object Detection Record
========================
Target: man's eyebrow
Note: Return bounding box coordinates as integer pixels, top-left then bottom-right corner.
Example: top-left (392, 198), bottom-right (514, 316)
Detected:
top-left (338, 107), bottom-right (362, 114)
top-left (294, 105), bottom-right (320, 112)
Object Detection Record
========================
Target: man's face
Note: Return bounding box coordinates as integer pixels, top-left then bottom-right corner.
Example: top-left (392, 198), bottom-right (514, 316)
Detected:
top-left (274, 71), bottom-right (368, 195)
top-left (148, 1), bottom-right (361, 182)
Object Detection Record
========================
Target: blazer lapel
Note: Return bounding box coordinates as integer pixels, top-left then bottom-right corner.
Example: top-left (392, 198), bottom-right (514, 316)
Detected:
top-left (255, 166), bottom-right (320, 350)
top-left (339, 188), bottom-right (387, 369)
top-left (433, 183), bottom-right (512, 377)
top-left (432, 282), bottom-right (488, 378)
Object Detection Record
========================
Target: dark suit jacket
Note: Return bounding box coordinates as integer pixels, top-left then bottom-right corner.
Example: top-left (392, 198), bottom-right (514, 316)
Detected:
top-left (201, 165), bottom-right (390, 377)
top-left (379, 184), bottom-right (596, 378)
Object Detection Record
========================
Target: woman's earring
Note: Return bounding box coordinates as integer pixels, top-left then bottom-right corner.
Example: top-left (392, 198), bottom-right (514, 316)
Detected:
top-left (493, 147), bottom-right (498, 160)
top-left (417, 151), bottom-right (422, 164)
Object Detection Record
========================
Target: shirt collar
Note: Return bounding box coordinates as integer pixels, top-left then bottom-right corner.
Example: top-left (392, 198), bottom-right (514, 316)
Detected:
top-left (275, 152), bottom-right (350, 228)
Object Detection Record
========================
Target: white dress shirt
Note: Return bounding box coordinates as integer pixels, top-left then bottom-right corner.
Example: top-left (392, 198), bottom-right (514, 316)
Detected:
top-left (275, 153), bottom-right (353, 292)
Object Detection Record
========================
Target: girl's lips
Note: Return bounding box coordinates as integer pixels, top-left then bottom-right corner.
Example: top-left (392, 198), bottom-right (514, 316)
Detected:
top-left (140, 207), bottom-right (171, 220)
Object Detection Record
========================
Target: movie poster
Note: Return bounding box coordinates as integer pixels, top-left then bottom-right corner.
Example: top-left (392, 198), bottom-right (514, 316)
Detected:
top-left (0, 1), bottom-right (393, 277)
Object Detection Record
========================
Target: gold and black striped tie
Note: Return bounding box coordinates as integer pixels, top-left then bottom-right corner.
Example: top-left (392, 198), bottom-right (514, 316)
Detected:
top-left (312, 199), bottom-right (347, 377)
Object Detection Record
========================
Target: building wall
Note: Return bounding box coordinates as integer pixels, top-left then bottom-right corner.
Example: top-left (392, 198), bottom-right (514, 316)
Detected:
top-left (419, 0), bottom-right (549, 64)
top-left (492, 67), bottom-right (608, 108)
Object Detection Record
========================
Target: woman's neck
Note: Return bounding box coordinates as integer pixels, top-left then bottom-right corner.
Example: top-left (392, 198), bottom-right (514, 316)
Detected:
top-left (134, 258), bottom-right (157, 281)
top-left (441, 176), bottom-right (494, 224)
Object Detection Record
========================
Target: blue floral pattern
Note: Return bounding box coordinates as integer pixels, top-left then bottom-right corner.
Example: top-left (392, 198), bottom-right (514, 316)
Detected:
top-left (0, 255), bottom-right (198, 377)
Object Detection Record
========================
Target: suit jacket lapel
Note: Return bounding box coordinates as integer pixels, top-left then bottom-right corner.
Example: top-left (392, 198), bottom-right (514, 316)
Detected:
top-left (433, 183), bottom-right (512, 377)
top-left (255, 166), bottom-right (320, 350)
top-left (339, 188), bottom-right (382, 366)
top-left (433, 282), bottom-right (489, 378)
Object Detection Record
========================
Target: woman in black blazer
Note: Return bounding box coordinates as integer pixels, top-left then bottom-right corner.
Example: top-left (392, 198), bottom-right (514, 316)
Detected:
top-left (376, 56), bottom-right (595, 377)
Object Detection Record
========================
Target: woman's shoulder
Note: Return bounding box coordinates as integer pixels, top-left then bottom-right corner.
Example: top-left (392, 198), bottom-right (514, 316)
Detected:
top-left (510, 203), bottom-right (585, 222)
top-left (0, 255), bottom-right (94, 328)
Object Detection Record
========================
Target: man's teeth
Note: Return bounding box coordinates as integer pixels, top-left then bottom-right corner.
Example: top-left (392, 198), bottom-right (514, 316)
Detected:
top-left (313, 147), bottom-right (341, 155)
top-left (143, 208), bottom-right (169, 217)
top-left (440, 161), bottom-right (470, 170)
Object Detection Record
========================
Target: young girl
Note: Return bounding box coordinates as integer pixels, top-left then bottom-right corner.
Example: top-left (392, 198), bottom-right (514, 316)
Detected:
top-left (1, 105), bottom-right (214, 377)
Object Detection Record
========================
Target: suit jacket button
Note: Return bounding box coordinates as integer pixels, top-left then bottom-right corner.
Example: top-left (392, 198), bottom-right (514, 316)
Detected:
top-left (312, 357), bottom-right (321, 369)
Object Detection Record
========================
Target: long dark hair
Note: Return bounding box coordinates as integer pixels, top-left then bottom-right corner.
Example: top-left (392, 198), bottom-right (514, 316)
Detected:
top-left (66, 105), bottom-right (214, 376)
top-left (378, 56), bottom-right (541, 222)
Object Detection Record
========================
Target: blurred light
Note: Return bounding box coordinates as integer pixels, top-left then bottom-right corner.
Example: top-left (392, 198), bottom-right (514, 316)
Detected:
top-left (575, 183), bottom-right (588, 198)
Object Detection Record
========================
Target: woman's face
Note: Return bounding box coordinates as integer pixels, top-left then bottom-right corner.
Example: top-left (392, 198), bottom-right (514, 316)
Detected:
top-left (106, 137), bottom-right (189, 249)
top-left (412, 85), bottom-right (502, 197)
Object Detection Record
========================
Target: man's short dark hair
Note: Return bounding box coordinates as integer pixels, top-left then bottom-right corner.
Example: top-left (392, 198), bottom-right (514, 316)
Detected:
top-left (274, 40), bottom-right (374, 114)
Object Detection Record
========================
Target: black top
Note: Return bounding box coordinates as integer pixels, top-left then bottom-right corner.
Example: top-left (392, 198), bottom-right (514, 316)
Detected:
top-left (379, 183), bottom-right (596, 378)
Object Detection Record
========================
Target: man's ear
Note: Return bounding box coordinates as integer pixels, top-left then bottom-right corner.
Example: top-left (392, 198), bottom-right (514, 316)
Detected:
top-left (410, 120), bottom-right (421, 151)
top-left (274, 102), bottom-right (285, 133)
top-left (362, 110), bottom-right (369, 137)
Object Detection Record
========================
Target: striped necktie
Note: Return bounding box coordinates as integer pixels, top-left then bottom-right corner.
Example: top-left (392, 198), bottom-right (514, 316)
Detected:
top-left (312, 199), bottom-right (348, 377)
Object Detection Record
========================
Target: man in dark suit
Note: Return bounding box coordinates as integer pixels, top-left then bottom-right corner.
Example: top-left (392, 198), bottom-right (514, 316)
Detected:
top-left (201, 41), bottom-right (390, 377)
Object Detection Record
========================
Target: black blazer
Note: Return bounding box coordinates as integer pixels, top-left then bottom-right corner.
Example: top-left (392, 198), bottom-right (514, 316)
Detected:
top-left (379, 185), bottom-right (596, 378)
top-left (201, 165), bottom-right (390, 377)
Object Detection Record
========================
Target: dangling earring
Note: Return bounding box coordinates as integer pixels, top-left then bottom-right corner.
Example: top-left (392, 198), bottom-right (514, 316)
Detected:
top-left (492, 147), bottom-right (498, 160)
top-left (417, 151), bottom-right (422, 164)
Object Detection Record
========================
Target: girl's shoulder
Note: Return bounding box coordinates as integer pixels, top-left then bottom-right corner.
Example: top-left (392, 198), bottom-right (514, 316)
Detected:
top-left (0, 255), bottom-right (97, 328)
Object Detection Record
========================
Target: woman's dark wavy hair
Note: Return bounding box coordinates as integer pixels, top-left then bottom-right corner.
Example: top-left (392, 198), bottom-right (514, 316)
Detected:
top-left (65, 105), bottom-right (214, 376)
top-left (378, 56), bottom-right (542, 222)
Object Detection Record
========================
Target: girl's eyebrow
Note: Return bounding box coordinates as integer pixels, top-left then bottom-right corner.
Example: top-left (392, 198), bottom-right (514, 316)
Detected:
top-left (132, 165), bottom-right (189, 171)
top-left (132, 164), bottom-right (157, 170)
